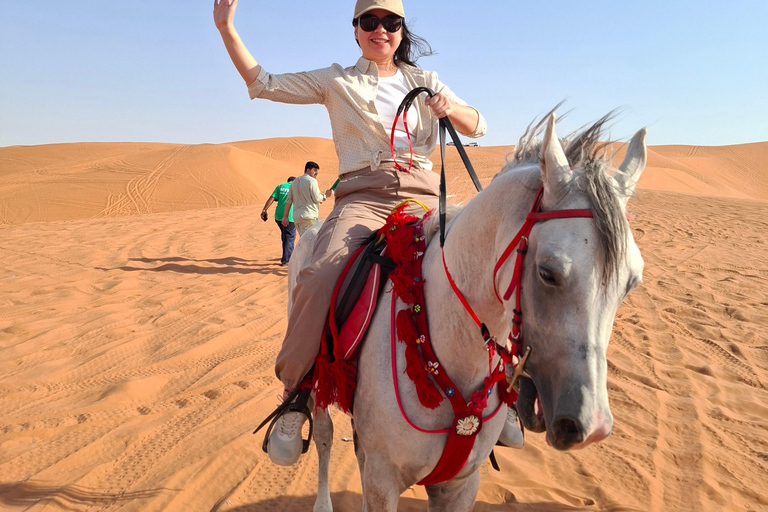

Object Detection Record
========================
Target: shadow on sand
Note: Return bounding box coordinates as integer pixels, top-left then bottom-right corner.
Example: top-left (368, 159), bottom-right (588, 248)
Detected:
top-left (0, 483), bottom-right (597, 510)
top-left (0, 481), bottom-right (171, 508)
top-left (97, 256), bottom-right (288, 276)
top-left (214, 491), bottom-right (594, 512)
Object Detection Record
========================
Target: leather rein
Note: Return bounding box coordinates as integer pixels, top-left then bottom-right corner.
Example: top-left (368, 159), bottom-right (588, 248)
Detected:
top-left (392, 88), bottom-right (594, 388)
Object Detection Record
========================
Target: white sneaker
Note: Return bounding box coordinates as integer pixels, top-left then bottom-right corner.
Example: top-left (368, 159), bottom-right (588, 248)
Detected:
top-left (268, 411), bottom-right (306, 466)
top-left (497, 405), bottom-right (524, 448)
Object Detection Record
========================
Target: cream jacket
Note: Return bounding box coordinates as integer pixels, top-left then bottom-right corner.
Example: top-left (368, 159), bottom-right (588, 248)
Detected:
top-left (248, 57), bottom-right (486, 176)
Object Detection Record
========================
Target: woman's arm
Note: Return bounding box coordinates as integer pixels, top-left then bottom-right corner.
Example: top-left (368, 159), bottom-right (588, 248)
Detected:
top-left (425, 93), bottom-right (481, 137)
top-left (215, 0), bottom-right (326, 105)
top-left (214, 0), bottom-right (261, 85)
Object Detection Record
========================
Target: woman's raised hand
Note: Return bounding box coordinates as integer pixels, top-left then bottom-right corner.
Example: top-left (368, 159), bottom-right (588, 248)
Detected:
top-left (213, 0), bottom-right (260, 85)
top-left (213, 0), bottom-right (237, 31)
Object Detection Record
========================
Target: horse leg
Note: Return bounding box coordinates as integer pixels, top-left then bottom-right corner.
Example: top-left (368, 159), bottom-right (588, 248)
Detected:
top-left (313, 406), bottom-right (333, 512)
top-left (351, 423), bottom-right (369, 512)
top-left (425, 470), bottom-right (480, 512)
top-left (361, 454), bottom-right (402, 512)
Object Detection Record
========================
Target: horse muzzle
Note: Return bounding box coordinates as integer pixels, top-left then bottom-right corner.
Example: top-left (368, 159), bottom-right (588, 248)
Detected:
top-left (517, 375), bottom-right (614, 450)
top-left (548, 409), bottom-right (613, 450)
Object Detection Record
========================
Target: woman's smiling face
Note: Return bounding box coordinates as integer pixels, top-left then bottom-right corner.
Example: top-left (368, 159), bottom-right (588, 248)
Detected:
top-left (354, 9), bottom-right (403, 65)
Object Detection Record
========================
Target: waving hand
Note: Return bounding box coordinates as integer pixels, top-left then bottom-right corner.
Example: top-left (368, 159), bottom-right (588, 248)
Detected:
top-left (213, 0), bottom-right (237, 31)
top-left (213, 0), bottom-right (261, 85)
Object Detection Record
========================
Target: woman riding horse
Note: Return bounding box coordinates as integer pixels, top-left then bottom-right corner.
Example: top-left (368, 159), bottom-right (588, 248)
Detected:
top-left (213, 0), bottom-right (525, 465)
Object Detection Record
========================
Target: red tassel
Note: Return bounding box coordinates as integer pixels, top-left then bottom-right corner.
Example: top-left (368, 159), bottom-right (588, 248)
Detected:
top-left (387, 233), bottom-right (416, 263)
top-left (499, 383), bottom-right (518, 407)
top-left (313, 354), bottom-right (336, 410)
top-left (396, 310), bottom-right (419, 344)
top-left (404, 343), bottom-right (443, 409)
top-left (313, 354), bottom-right (359, 412)
top-left (469, 389), bottom-right (489, 415)
top-left (404, 343), bottom-right (423, 380)
top-left (390, 272), bottom-right (416, 303)
top-left (330, 360), bottom-right (358, 413)
top-left (384, 211), bottom-right (421, 266)
top-left (413, 370), bottom-right (444, 409)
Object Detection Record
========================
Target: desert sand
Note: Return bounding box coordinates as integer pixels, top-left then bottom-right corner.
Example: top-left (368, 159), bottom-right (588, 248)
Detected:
top-left (1, 137), bottom-right (766, 511)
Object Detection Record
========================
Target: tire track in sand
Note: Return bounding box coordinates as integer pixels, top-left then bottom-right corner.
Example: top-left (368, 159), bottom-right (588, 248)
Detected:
top-left (632, 287), bottom-right (704, 512)
top-left (100, 146), bottom-right (187, 217)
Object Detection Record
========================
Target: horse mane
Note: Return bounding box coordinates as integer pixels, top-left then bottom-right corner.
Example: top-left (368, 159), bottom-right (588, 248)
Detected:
top-left (502, 110), bottom-right (629, 283)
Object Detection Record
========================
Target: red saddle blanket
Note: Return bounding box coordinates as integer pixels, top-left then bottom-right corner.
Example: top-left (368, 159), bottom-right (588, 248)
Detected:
top-left (312, 229), bottom-right (391, 413)
top-left (333, 245), bottom-right (387, 363)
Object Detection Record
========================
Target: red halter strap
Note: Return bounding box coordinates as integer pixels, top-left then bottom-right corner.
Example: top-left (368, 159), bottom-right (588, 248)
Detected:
top-left (442, 185), bottom-right (594, 346)
top-left (491, 186), bottom-right (594, 341)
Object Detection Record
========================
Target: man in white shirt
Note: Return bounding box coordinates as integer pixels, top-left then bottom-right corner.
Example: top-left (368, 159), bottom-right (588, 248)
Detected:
top-left (283, 161), bottom-right (334, 236)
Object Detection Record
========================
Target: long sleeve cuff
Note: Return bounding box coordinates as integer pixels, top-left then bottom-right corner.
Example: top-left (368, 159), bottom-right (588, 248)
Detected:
top-left (466, 107), bottom-right (487, 139)
top-left (247, 67), bottom-right (270, 99)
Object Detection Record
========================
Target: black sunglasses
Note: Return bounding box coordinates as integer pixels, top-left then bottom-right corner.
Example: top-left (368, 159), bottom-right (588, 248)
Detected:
top-left (355, 14), bottom-right (403, 33)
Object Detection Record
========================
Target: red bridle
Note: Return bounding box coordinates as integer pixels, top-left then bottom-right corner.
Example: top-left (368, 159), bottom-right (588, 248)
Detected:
top-left (442, 185), bottom-right (594, 352)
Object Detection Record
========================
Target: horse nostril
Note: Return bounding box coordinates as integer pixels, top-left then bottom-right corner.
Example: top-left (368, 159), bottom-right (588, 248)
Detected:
top-left (551, 416), bottom-right (584, 449)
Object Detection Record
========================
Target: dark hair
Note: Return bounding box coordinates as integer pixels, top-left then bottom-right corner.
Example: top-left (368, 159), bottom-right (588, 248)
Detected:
top-left (287, 176), bottom-right (296, 182)
top-left (305, 161), bottom-right (319, 172)
top-left (352, 18), bottom-right (433, 67)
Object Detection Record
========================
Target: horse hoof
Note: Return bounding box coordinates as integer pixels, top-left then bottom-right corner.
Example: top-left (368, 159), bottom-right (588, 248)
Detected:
top-left (313, 496), bottom-right (333, 512)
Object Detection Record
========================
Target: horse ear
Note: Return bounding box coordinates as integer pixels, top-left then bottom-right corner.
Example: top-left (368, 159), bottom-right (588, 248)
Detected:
top-left (541, 113), bottom-right (573, 203)
top-left (615, 127), bottom-right (647, 202)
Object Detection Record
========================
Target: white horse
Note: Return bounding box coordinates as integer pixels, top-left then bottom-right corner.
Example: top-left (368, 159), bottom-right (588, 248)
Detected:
top-left (290, 113), bottom-right (647, 512)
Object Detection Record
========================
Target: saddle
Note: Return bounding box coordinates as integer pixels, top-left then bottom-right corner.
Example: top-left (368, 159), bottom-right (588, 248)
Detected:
top-left (332, 234), bottom-right (393, 360)
top-left (312, 222), bottom-right (402, 413)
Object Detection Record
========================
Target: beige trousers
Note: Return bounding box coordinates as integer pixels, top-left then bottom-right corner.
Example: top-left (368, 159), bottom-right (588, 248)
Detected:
top-left (275, 167), bottom-right (440, 389)
top-left (294, 218), bottom-right (318, 237)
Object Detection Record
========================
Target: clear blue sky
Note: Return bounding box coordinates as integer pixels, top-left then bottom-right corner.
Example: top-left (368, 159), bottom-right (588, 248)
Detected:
top-left (1, 0), bottom-right (766, 148)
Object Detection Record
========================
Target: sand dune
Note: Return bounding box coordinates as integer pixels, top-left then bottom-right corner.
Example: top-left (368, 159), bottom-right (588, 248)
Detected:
top-left (3, 139), bottom-right (767, 225)
top-left (0, 137), bottom-right (767, 511)
top-left (643, 143), bottom-right (768, 200)
top-left (0, 138), bottom-right (338, 225)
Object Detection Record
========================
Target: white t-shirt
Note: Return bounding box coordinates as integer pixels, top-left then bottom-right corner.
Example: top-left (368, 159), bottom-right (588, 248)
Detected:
top-left (375, 69), bottom-right (419, 152)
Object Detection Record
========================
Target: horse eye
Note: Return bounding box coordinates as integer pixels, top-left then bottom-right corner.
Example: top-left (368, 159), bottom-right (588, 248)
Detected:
top-left (538, 267), bottom-right (557, 285)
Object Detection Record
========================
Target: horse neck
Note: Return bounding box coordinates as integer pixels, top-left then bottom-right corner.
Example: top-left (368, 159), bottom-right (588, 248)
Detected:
top-left (421, 173), bottom-right (534, 390)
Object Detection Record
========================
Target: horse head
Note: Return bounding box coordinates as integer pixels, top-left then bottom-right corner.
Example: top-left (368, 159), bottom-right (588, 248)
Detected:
top-left (508, 113), bottom-right (647, 450)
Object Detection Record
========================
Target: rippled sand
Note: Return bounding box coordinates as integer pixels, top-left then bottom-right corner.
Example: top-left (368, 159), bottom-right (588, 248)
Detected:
top-left (1, 138), bottom-right (766, 511)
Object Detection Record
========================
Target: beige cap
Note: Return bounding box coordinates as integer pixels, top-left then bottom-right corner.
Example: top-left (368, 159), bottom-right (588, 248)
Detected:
top-left (354, 0), bottom-right (405, 18)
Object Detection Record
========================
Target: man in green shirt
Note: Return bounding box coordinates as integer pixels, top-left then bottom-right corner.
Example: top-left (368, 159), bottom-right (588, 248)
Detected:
top-left (261, 177), bottom-right (296, 265)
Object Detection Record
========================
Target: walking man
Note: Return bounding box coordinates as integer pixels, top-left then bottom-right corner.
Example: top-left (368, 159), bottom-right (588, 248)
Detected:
top-left (282, 161), bottom-right (334, 236)
top-left (261, 176), bottom-right (296, 265)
